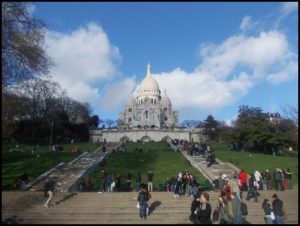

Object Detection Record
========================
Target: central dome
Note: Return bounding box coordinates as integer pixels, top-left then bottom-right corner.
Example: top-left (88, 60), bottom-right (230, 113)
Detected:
top-left (138, 64), bottom-right (160, 92)
top-left (136, 64), bottom-right (161, 103)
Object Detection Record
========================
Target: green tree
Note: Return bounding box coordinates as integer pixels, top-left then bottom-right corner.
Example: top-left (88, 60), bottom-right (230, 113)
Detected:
top-left (203, 115), bottom-right (219, 141)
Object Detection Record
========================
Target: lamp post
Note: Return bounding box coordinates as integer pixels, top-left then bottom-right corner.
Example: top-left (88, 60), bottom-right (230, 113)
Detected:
top-left (49, 121), bottom-right (54, 152)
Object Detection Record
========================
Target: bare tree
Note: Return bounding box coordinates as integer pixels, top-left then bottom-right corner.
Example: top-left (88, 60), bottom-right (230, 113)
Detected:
top-left (105, 119), bottom-right (116, 128)
top-left (9, 78), bottom-right (64, 119)
top-left (2, 2), bottom-right (54, 88)
top-left (181, 120), bottom-right (201, 128)
top-left (281, 105), bottom-right (298, 125)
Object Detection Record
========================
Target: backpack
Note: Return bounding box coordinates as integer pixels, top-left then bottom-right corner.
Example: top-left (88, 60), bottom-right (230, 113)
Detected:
top-left (241, 202), bottom-right (248, 216)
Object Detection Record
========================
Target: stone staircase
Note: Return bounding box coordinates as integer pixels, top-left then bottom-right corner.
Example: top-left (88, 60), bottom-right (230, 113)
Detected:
top-left (28, 142), bottom-right (120, 193)
top-left (2, 189), bottom-right (298, 224)
top-left (169, 142), bottom-right (240, 184)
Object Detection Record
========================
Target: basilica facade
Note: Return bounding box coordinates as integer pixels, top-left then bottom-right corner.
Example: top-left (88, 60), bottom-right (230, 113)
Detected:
top-left (119, 64), bottom-right (179, 129)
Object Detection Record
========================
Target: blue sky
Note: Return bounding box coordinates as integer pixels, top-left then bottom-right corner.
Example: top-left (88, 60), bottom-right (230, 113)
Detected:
top-left (32, 2), bottom-right (298, 125)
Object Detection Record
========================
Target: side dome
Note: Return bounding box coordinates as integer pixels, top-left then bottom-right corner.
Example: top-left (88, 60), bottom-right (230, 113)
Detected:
top-left (161, 89), bottom-right (171, 105)
top-left (126, 93), bottom-right (137, 106)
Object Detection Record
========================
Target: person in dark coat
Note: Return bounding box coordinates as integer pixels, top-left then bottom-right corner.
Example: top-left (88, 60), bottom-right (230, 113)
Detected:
top-left (195, 192), bottom-right (212, 224)
top-left (246, 175), bottom-right (258, 202)
top-left (137, 184), bottom-right (149, 219)
top-left (190, 194), bottom-right (200, 224)
top-left (44, 177), bottom-right (57, 208)
top-left (262, 198), bottom-right (274, 224)
top-left (272, 194), bottom-right (285, 224)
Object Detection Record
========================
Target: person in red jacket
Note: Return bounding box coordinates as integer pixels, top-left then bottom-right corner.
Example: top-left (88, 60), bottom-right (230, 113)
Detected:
top-left (239, 169), bottom-right (248, 199)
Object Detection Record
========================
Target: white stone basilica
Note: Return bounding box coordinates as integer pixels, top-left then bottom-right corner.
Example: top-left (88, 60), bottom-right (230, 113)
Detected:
top-left (119, 64), bottom-right (179, 129)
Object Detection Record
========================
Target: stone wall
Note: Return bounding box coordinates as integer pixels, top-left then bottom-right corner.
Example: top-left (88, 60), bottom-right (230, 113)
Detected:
top-left (90, 129), bottom-right (204, 142)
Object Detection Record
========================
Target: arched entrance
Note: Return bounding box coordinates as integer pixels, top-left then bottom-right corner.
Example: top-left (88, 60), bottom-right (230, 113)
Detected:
top-left (161, 136), bottom-right (172, 142)
top-left (140, 136), bottom-right (151, 142)
top-left (120, 136), bottom-right (130, 143)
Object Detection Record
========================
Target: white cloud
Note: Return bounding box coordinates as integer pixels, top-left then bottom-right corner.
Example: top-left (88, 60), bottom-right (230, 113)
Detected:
top-left (67, 82), bottom-right (101, 106)
top-left (101, 78), bottom-right (136, 111)
top-left (45, 22), bottom-right (122, 111)
top-left (152, 69), bottom-right (252, 111)
top-left (240, 15), bottom-right (252, 32)
top-left (267, 60), bottom-right (298, 84)
top-left (137, 30), bottom-right (295, 113)
top-left (198, 31), bottom-right (289, 79)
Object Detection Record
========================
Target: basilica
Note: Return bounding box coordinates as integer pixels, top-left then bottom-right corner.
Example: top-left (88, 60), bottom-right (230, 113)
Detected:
top-left (119, 64), bottom-right (179, 129)
top-left (90, 64), bottom-right (203, 143)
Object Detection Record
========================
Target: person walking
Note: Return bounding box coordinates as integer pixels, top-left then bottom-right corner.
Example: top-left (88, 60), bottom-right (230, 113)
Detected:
top-left (229, 176), bottom-right (241, 201)
top-left (145, 187), bottom-right (152, 216)
top-left (246, 174), bottom-right (258, 202)
top-left (272, 194), bottom-right (285, 224)
top-left (231, 192), bottom-right (242, 224)
top-left (262, 198), bottom-right (275, 224)
top-left (217, 196), bottom-right (230, 224)
top-left (239, 169), bottom-right (248, 199)
top-left (189, 194), bottom-right (200, 224)
top-left (195, 192), bottom-right (212, 224)
top-left (137, 184), bottom-right (149, 219)
top-left (147, 170), bottom-right (154, 192)
top-left (44, 177), bottom-right (57, 208)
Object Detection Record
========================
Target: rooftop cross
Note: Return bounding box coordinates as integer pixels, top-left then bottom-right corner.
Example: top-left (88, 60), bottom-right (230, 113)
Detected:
top-left (147, 63), bottom-right (151, 76)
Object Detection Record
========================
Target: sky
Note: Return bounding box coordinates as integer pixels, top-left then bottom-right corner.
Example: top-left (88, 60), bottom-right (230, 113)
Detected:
top-left (31, 2), bottom-right (298, 125)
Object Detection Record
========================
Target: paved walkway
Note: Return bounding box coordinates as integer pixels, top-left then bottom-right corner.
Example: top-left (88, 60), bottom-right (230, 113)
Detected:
top-left (28, 142), bottom-right (120, 192)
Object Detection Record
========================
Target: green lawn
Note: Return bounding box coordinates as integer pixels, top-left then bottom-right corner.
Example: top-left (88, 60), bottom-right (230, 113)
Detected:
top-left (2, 142), bottom-right (102, 189)
top-left (86, 141), bottom-right (207, 191)
top-left (210, 142), bottom-right (298, 185)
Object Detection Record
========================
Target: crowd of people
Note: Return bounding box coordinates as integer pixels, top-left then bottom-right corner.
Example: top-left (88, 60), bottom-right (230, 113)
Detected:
top-left (189, 176), bottom-right (287, 224)
top-left (172, 139), bottom-right (217, 168)
top-left (81, 169), bottom-right (155, 193)
top-left (164, 170), bottom-right (201, 199)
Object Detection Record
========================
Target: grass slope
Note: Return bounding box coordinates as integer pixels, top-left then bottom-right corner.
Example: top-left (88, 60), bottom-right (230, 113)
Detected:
top-left (2, 142), bottom-right (102, 189)
top-left (87, 141), bottom-right (207, 191)
top-left (211, 142), bottom-right (298, 185)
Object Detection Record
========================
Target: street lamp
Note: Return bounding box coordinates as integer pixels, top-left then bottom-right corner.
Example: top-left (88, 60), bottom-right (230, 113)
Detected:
top-left (49, 121), bottom-right (54, 152)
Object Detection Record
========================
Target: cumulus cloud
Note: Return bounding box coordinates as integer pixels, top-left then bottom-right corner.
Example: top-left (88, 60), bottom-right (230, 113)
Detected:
top-left (101, 77), bottom-right (136, 111)
top-left (45, 22), bottom-right (122, 112)
top-left (144, 30), bottom-right (296, 112)
top-left (67, 82), bottom-right (101, 106)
